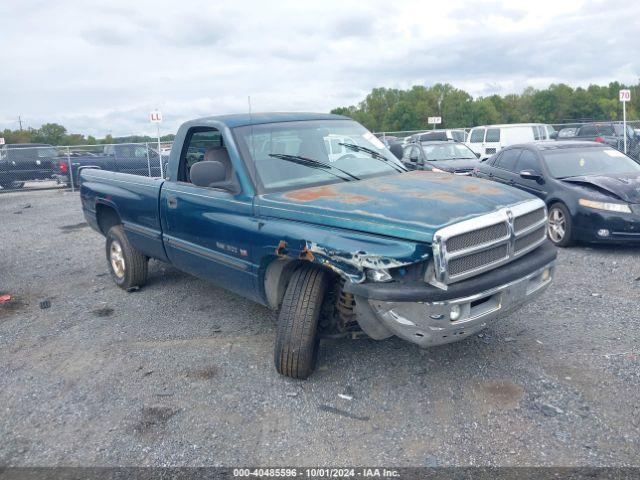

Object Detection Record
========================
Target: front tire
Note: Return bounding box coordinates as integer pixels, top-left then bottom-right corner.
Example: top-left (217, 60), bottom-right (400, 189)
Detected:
top-left (274, 265), bottom-right (329, 379)
top-left (547, 203), bottom-right (573, 247)
top-left (105, 225), bottom-right (148, 290)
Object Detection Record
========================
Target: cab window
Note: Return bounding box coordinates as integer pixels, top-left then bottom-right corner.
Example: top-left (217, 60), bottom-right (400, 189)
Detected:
top-left (517, 150), bottom-right (541, 172)
top-left (495, 148), bottom-right (521, 172)
top-left (178, 128), bottom-right (224, 182)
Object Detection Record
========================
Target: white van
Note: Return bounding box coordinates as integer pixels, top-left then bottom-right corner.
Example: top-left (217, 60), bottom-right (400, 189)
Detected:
top-left (466, 123), bottom-right (556, 159)
top-left (407, 129), bottom-right (467, 144)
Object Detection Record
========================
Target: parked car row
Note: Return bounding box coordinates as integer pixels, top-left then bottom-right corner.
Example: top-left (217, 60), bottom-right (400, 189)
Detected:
top-left (387, 121), bottom-right (640, 163)
top-left (390, 132), bottom-right (640, 248)
top-left (0, 143), bottom-right (169, 190)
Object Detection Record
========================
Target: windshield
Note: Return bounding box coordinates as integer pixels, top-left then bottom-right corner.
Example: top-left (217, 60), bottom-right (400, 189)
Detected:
top-left (596, 125), bottom-right (615, 135)
top-left (37, 147), bottom-right (58, 158)
top-left (613, 124), bottom-right (635, 138)
top-left (543, 147), bottom-right (640, 178)
top-left (234, 119), bottom-right (405, 191)
top-left (422, 143), bottom-right (476, 161)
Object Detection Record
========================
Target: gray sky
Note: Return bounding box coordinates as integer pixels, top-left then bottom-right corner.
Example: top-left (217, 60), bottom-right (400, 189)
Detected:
top-left (1, 0), bottom-right (638, 137)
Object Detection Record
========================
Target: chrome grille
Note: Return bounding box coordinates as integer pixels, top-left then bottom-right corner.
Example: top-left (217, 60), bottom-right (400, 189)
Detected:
top-left (430, 199), bottom-right (548, 285)
top-left (448, 244), bottom-right (509, 276)
top-left (446, 223), bottom-right (508, 253)
top-left (515, 225), bottom-right (547, 253)
top-left (514, 208), bottom-right (545, 233)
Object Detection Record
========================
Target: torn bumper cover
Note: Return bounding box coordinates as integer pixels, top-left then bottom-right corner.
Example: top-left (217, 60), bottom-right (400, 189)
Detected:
top-left (345, 242), bottom-right (557, 347)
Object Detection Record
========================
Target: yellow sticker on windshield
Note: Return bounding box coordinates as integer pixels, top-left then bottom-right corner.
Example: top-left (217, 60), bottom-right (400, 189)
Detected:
top-left (579, 158), bottom-right (585, 167)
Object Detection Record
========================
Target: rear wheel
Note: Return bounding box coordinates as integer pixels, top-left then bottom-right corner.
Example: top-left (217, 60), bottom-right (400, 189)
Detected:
top-left (105, 225), bottom-right (148, 290)
top-left (274, 265), bottom-right (329, 379)
top-left (547, 203), bottom-right (573, 247)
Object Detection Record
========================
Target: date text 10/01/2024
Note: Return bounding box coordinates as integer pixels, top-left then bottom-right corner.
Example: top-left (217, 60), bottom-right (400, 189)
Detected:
top-left (233, 468), bottom-right (400, 478)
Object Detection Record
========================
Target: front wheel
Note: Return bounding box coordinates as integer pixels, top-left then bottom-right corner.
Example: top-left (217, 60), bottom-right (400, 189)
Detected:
top-left (105, 225), bottom-right (148, 290)
top-left (274, 265), bottom-right (329, 379)
top-left (547, 203), bottom-right (573, 247)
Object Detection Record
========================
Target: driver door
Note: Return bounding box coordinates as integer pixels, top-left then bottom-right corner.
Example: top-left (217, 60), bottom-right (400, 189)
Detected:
top-left (160, 127), bottom-right (259, 300)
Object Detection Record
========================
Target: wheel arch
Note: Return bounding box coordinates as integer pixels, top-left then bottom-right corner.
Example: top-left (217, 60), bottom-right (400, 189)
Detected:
top-left (261, 255), bottom-right (337, 310)
top-left (95, 203), bottom-right (122, 235)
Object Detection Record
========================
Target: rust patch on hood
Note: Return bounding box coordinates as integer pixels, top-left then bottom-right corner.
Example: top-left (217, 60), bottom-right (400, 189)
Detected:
top-left (283, 185), bottom-right (371, 204)
top-left (462, 183), bottom-right (504, 195)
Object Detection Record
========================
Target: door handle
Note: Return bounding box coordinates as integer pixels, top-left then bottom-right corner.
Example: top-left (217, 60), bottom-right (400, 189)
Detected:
top-left (167, 195), bottom-right (177, 209)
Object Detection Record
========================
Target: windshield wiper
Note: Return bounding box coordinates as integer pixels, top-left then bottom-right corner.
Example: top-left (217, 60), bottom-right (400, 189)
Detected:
top-left (338, 143), bottom-right (407, 173)
top-left (268, 154), bottom-right (360, 181)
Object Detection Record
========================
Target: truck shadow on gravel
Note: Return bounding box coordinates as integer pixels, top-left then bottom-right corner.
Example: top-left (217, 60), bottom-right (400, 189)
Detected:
top-left (59, 222), bottom-right (89, 233)
top-left (132, 406), bottom-right (181, 435)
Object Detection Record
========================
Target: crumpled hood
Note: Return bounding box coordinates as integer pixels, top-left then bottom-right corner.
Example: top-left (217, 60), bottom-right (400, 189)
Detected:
top-left (257, 170), bottom-right (535, 243)
top-left (562, 172), bottom-right (640, 203)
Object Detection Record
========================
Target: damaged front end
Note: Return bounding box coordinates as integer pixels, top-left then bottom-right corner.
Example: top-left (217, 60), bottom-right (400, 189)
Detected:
top-left (271, 233), bottom-right (432, 285)
top-left (263, 226), bottom-right (434, 338)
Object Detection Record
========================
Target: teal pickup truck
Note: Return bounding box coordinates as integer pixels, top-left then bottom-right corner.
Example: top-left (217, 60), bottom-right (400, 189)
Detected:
top-left (80, 113), bottom-right (557, 379)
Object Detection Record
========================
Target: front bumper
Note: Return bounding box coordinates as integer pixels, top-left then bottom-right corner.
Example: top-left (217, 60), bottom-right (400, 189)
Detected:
top-left (356, 261), bottom-right (554, 347)
top-left (347, 243), bottom-right (557, 347)
top-left (574, 207), bottom-right (640, 243)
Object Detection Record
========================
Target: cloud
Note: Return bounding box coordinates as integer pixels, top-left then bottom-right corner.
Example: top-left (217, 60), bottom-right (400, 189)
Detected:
top-left (1, 0), bottom-right (638, 137)
top-left (81, 27), bottom-right (136, 46)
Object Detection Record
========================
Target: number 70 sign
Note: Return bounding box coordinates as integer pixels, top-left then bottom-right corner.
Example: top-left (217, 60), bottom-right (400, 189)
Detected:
top-left (619, 90), bottom-right (631, 102)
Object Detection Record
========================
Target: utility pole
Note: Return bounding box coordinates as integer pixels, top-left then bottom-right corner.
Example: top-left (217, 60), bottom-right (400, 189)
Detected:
top-left (18, 116), bottom-right (23, 131)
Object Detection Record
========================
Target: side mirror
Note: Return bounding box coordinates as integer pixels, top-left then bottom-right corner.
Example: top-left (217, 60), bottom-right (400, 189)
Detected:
top-left (519, 170), bottom-right (543, 182)
top-left (190, 160), bottom-right (236, 191)
top-left (475, 152), bottom-right (481, 158)
top-left (550, 132), bottom-right (558, 140)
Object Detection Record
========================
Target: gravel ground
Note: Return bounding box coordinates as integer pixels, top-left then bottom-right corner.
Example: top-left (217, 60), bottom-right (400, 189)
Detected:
top-left (0, 189), bottom-right (638, 467)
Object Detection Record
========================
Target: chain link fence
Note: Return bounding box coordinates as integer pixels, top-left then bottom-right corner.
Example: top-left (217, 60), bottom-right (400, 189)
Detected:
top-left (0, 142), bottom-right (172, 193)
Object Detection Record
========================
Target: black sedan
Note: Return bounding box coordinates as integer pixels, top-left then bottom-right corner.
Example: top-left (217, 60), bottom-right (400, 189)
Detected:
top-left (401, 141), bottom-right (480, 174)
top-left (473, 141), bottom-right (640, 246)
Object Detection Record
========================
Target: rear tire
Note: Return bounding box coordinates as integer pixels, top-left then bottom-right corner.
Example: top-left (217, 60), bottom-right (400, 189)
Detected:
top-left (547, 202), bottom-right (573, 247)
top-left (274, 265), bottom-right (329, 379)
top-left (105, 225), bottom-right (148, 290)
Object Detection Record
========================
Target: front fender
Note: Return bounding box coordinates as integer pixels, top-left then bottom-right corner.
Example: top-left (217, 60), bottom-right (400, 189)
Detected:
top-left (256, 218), bottom-right (431, 283)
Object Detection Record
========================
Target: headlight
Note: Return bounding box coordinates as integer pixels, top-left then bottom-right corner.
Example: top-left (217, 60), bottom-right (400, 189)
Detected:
top-left (431, 167), bottom-right (446, 173)
top-left (365, 268), bottom-right (393, 283)
top-left (578, 199), bottom-right (632, 213)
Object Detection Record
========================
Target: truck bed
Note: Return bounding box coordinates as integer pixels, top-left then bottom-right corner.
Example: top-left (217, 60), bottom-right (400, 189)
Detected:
top-left (80, 169), bottom-right (168, 261)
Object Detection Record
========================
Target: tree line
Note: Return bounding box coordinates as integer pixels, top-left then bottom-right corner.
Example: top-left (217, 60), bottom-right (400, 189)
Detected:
top-left (330, 81), bottom-right (640, 133)
top-left (1, 123), bottom-right (175, 146)
top-left (3, 81), bottom-right (638, 144)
